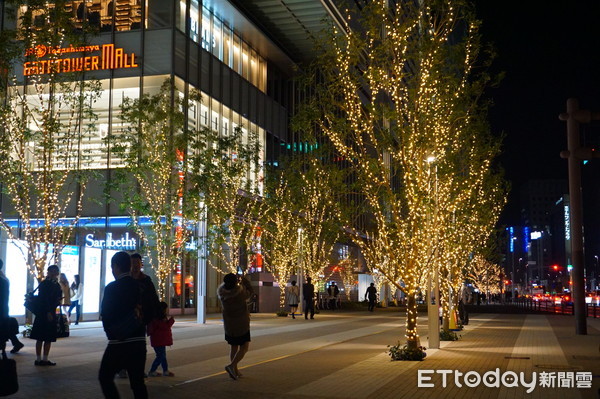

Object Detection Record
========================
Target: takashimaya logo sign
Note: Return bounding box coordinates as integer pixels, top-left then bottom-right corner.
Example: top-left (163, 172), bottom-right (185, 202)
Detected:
top-left (23, 43), bottom-right (138, 76)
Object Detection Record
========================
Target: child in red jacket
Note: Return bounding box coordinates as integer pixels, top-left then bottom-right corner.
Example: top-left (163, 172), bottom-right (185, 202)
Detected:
top-left (147, 301), bottom-right (175, 377)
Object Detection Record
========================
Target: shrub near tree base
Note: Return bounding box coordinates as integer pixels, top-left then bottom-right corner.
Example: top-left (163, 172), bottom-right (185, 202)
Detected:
top-left (387, 343), bottom-right (427, 361)
top-left (439, 329), bottom-right (460, 341)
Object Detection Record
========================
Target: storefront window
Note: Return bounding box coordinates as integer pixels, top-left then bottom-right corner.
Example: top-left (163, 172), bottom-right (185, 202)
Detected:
top-left (5, 240), bottom-right (28, 317)
top-left (82, 247), bottom-right (102, 313)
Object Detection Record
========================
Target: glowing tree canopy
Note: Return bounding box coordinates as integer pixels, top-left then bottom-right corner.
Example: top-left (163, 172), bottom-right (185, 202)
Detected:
top-left (295, 0), bottom-right (506, 350)
top-left (0, 1), bottom-right (101, 281)
top-left (192, 124), bottom-right (263, 275)
top-left (261, 175), bottom-right (302, 310)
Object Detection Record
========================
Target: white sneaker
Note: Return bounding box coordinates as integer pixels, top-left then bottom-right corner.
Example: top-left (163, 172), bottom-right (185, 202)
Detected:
top-left (148, 371), bottom-right (160, 377)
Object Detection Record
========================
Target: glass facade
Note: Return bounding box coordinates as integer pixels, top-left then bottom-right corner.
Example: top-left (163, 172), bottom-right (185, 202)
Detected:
top-left (19, 1), bottom-right (143, 32)
top-left (2, 0), bottom-right (292, 319)
top-left (177, 1), bottom-right (267, 92)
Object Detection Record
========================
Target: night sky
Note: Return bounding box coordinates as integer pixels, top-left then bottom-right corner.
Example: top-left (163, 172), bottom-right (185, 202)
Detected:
top-left (474, 0), bottom-right (600, 224)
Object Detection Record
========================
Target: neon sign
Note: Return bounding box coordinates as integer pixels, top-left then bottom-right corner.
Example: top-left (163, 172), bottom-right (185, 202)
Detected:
top-left (564, 205), bottom-right (571, 241)
top-left (23, 43), bottom-right (138, 76)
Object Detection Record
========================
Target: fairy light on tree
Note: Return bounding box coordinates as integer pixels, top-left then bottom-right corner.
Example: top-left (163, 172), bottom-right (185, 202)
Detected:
top-left (0, 2), bottom-right (101, 281)
top-left (261, 176), bottom-right (303, 310)
top-left (338, 256), bottom-right (357, 297)
top-left (115, 78), bottom-right (262, 299)
top-left (295, 0), bottom-right (506, 353)
top-left (195, 126), bottom-right (263, 275)
top-left (467, 254), bottom-right (502, 299)
top-left (289, 156), bottom-right (344, 284)
top-left (113, 79), bottom-right (199, 300)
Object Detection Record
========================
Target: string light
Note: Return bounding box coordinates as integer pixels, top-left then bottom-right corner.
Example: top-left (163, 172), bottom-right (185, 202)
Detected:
top-left (308, 0), bottom-right (506, 349)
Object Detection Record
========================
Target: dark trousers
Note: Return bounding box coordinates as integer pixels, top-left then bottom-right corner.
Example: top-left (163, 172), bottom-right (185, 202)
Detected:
top-left (68, 300), bottom-right (81, 323)
top-left (329, 298), bottom-right (337, 310)
top-left (368, 299), bottom-right (376, 311)
top-left (304, 298), bottom-right (315, 319)
top-left (99, 340), bottom-right (148, 399)
top-left (150, 346), bottom-right (168, 373)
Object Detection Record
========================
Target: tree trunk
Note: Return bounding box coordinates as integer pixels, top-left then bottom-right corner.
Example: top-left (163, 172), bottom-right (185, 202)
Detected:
top-left (405, 293), bottom-right (420, 350)
top-left (279, 285), bottom-right (286, 310)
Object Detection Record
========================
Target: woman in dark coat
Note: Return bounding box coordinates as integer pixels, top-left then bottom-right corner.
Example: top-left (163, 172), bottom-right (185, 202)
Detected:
top-left (218, 273), bottom-right (253, 380)
top-left (30, 264), bottom-right (62, 366)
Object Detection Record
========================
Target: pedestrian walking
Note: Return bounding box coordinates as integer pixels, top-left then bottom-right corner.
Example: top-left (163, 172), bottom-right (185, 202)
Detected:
top-left (302, 277), bottom-right (315, 319)
top-left (365, 283), bottom-right (377, 312)
top-left (59, 273), bottom-right (71, 323)
top-left (68, 275), bottom-right (83, 325)
top-left (117, 253), bottom-right (159, 379)
top-left (327, 282), bottom-right (339, 310)
top-left (0, 259), bottom-right (25, 354)
top-left (98, 251), bottom-right (148, 399)
top-left (30, 265), bottom-right (62, 366)
top-left (147, 301), bottom-right (175, 377)
top-left (287, 280), bottom-right (300, 319)
top-left (218, 273), bottom-right (254, 380)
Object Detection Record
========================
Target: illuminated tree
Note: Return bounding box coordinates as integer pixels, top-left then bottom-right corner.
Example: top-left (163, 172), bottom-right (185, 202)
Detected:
top-left (297, 0), bottom-right (505, 351)
top-left (290, 157), bottom-right (344, 282)
top-left (113, 79), bottom-right (199, 299)
top-left (261, 176), bottom-right (302, 310)
top-left (114, 77), bottom-right (262, 299)
top-left (467, 254), bottom-right (502, 298)
top-left (0, 2), bottom-right (101, 281)
top-left (433, 116), bottom-right (507, 331)
top-left (191, 126), bottom-right (263, 275)
top-left (338, 256), bottom-right (358, 297)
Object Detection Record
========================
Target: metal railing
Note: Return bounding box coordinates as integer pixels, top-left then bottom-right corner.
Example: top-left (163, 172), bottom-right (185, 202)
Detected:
top-left (510, 298), bottom-right (600, 318)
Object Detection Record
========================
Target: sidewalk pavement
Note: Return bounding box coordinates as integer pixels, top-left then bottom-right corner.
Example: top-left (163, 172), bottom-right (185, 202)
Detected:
top-left (3, 310), bottom-right (600, 399)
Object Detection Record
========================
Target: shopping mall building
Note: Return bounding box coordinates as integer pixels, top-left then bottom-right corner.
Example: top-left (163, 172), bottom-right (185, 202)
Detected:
top-left (0, 0), bottom-right (351, 323)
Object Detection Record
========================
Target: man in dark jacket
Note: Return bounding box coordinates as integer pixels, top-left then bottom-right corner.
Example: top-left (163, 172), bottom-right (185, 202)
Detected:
top-left (302, 276), bottom-right (315, 319)
top-left (327, 282), bottom-right (340, 310)
top-left (365, 283), bottom-right (378, 312)
top-left (117, 253), bottom-right (160, 379)
top-left (98, 251), bottom-right (148, 399)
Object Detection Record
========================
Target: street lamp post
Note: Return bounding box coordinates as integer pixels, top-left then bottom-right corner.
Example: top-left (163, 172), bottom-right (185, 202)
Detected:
top-left (426, 156), bottom-right (440, 349)
top-left (297, 227), bottom-right (304, 315)
top-left (592, 255), bottom-right (598, 291)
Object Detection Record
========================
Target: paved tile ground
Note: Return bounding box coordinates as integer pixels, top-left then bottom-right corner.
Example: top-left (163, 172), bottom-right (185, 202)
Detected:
top-left (3, 309), bottom-right (600, 399)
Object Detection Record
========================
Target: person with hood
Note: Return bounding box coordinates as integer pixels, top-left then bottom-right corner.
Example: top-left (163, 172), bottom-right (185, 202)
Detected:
top-left (218, 273), bottom-right (253, 380)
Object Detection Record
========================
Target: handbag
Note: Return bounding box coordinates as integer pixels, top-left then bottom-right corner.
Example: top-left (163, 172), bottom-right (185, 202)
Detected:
top-left (56, 308), bottom-right (70, 338)
top-left (0, 348), bottom-right (19, 396)
top-left (24, 286), bottom-right (42, 316)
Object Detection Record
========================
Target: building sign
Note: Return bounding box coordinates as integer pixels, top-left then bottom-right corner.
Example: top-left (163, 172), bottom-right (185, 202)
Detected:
top-left (85, 232), bottom-right (137, 250)
top-left (564, 205), bottom-right (571, 241)
top-left (23, 43), bottom-right (138, 76)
